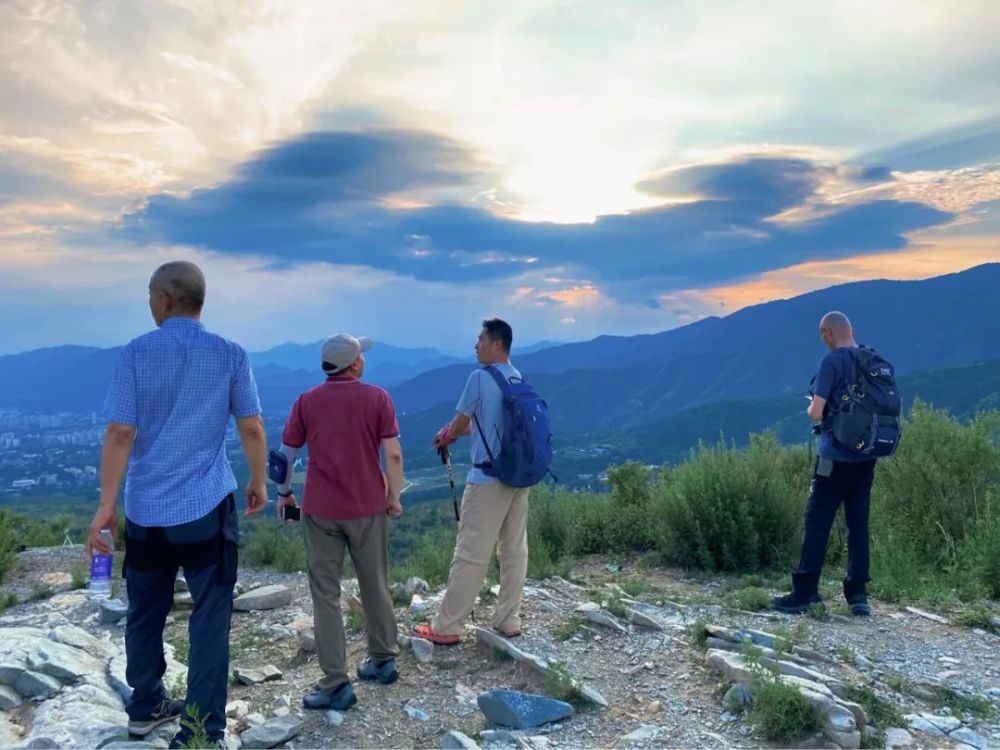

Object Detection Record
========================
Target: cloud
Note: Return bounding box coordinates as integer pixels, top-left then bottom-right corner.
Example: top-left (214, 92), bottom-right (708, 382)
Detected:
top-left (857, 117), bottom-right (1000, 171)
top-left (124, 131), bottom-right (954, 298)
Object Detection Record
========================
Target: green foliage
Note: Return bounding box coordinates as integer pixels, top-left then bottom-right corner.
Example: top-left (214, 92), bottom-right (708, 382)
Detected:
top-left (0, 512), bottom-right (20, 582)
top-left (728, 586), bottom-right (772, 612)
top-left (870, 404), bottom-right (1000, 601)
top-left (750, 680), bottom-right (821, 743)
top-left (29, 582), bottom-right (53, 601)
top-left (552, 616), bottom-right (586, 642)
top-left (687, 619), bottom-right (711, 651)
top-left (69, 565), bottom-right (88, 591)
top-left (177, 704), bottom-right (212, 750)
top-left (344, 610), bottom-right (365, 634)
top-left (0, 592), bottom-right (18, 611)
top-left (652, 435), bottom-right (803, 571)
top-left (241, 524), bottom-right (306, 573)
top-left (544, 661), bottom-right (583, 704)
top-left (933, 686), bottom-right (996, 720)
top-left (391, 527), bottom-right (456, 586)
top-left (491, 647), bottom-right (513, 662)
top-left (954, 603), bottom-right (998, 632)
top-left (846, 685), bottom-right (902, 731)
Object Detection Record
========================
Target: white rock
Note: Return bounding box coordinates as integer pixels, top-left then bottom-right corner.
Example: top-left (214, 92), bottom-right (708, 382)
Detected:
top-left (240, 715), bottom-right (302, 749)
top-left (442, 730), bottom-right (481, 749)
top-left (624, 607), bottom-right (663, 631)
top-left (583, 609), bottom-right (628, 634)
top-left (405, 700), bottom-right (430, 721)
top-left (233, 585), bottom-right (293, 612)
top-left (406, 577), bottom-right (430, 595)
top-left (622, 725), bottom-right (664, 743)
top-left (325, 710), bottom-right (345, 727)
top-left (883, 727), bottom-right (913, 749)
top-left (574, 602), bottom-right (600, 613)
top-left (226, 700), bottom-right (250, 719)
top-left (950, 727), bottom-right (990, 749)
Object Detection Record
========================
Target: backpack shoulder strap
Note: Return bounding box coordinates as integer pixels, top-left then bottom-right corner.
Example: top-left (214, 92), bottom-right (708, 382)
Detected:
top-left (483, 365), bottom-right (514, 396)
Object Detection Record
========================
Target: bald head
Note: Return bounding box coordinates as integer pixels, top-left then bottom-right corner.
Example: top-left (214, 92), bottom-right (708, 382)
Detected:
top-left (150, 261), bottom-right (206, 317)
top-left (819, 310), bottom-right (856, 350)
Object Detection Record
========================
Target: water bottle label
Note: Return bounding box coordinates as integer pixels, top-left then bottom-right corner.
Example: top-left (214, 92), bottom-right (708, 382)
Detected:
top-left (91, 553), bottom-right (113, 579)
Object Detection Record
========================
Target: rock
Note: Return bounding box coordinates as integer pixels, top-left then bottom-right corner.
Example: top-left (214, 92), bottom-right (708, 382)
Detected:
top-left (24, 683), bottom-right (130, 748)
top-left (622, 725), bottom-right (664, 743)
top-left (100, 598), bottom-right (129, 624)
top-left (275, 694), bottom-right (291, 709)
top-left (442, 730), bottom-right (481, 749)
top-left (723, 683), bottom-right (753, 712)
top-left (245, 713), bottom-right (266, 727)
top-left (409, 594), bottom-right (431, 614)
top-left (0, 684), bottom-right (22, 709)
top-left (175, 575), bottom-right (189, 593)
top-left (233, 585), bottom-right (293, 612)
top-left (325, 710), bottom-right (345, 727)
top-left (103, 743), bottom-right (159, 749)
top-left (227, 700), bottom-right (250, 719)
top-left (883, 727), bottom-right (913, 749)
top-left (826, 729), bottom-right (861, 749)
top-left (645, 700), bottom-right (662, 715)
top-left (583, 609), bottom-right (628, 633)
top-left (574, 601), bottom-right (600, 613)
top-left (411, 637), bottom-right (435, 663)
top-left (240, 715), bottom-right (302, 749)
top-left (950, 727), bottom-right (990, 749)
top-left (406, 577), bottom-right (430, 595)
top-left (273, 706), bottom-right (290, 718)
top-left (480, 729), bottom-right (521, 746)
top-left (905, 712), bottom-right (961, 735)
top-left (456, 682), bottom-right (479, 706)
top-left (624, 607), bottom-right (663, 631)
top-left (233, 665), bottom-right (283, 686)
top-left (390, 582), bottom-right (410, 604)
top-left (298, 629), bottom-right (315, 652)
top-left (346, 594), bottom-right (364, 614)
top-left (14, 670), bottom-right (62, 699)
top-left (477, 689), bottom-right (574, 730)
top-left (398, 634), bottom-right (413, 649)
top-left (405, 700), bottom-right (430, 721)
top-left (173, 592), bottom-right (194, 608)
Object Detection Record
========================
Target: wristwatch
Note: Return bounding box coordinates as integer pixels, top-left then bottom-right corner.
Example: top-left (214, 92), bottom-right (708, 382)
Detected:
top-left (277, 490), bottom-right (293, 498)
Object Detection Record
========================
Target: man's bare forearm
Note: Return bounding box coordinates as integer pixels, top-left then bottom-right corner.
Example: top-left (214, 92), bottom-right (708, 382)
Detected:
top-left (237, 415), bottom-right (267, 484)
top-left (99, 425), bottom-right (134, 508)
top-left (385, 451), bottom-right (404, 499)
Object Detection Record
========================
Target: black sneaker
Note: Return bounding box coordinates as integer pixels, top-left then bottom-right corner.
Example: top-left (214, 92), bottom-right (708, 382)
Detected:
top-left (128, 697), bottom-right (186, 737)
top-left (848, 596), bottom-right (871, 617)
top-left (772, 592), bottom-right (823, 615)
top-left (357, 657), bottom-right (399, 685)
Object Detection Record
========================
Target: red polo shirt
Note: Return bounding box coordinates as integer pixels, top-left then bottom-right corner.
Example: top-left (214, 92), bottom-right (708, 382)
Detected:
top-left (282, 376), bottom-right (400, 519)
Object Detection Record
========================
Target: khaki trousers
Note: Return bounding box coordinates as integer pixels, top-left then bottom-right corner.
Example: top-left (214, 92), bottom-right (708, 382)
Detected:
top-left (303, 512), bottom-right (398, 690)
top-left (432, 482), bottom-right (529, 635)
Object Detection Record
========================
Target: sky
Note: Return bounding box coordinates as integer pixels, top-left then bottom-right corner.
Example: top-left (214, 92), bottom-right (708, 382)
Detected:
top-left (1, 0), bottom-right (998, 355)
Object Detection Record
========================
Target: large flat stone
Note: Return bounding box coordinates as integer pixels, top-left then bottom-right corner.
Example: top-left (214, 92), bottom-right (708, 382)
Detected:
top-left (14, 670), bottom-right (62, 699)
top-left (0, 684), bottom-right (21, 709)
top-left (240, 715), bottom-right (302, 749)
top-left (442, 729), bottom-right (481, 749)
top-left (232, 585), bottom-right (293, 612)
top-left (477, 689), bottom-right (574, 730)
top-left (23, 683), bottom-right (129, 748)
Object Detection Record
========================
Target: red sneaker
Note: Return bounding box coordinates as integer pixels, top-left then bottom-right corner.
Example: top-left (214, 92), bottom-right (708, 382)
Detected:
top-left (413, 624), bottom-right (461, 645)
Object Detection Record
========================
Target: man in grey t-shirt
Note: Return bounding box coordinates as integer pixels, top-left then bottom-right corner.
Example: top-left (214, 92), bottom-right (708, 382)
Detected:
top-left (414, 318), bottom-right (529, 643)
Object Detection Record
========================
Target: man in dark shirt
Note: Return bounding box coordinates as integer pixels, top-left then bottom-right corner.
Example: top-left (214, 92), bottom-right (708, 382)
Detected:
top-left (773, 311), bottom-right (876, 617)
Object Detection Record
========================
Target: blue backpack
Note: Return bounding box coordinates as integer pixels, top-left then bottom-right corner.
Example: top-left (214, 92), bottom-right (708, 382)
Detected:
top-left (472, 366), bottom-right (555, 487)
top-left (828, 346), bottom-right (902, 457)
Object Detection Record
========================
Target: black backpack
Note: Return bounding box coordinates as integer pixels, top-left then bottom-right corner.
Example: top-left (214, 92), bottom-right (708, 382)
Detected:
top-left (828, 346), bottom-right (902, 457)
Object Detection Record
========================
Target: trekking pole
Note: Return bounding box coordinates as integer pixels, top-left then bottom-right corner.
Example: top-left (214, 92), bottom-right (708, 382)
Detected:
top-left (439, 445), bottom-right (460, 523)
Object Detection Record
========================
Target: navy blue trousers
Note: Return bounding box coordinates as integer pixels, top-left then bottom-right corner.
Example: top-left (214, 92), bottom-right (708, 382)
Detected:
top-left (124, 495), bottom-right (238, 742)
top-left (792, 459), bottom-right (876, 600)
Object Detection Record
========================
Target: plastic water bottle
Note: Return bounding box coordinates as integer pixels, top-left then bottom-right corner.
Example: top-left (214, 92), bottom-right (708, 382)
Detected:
top-left (88, 529), bottom-right (114, 599)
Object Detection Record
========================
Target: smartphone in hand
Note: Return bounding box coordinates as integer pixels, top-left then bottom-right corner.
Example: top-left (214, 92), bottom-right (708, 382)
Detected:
top-left (281, 505), bottom-right (301, 522)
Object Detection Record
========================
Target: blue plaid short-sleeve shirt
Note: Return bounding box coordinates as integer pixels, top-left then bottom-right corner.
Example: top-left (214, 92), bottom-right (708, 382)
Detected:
top-left (104, 317), bottom-right (261, 526)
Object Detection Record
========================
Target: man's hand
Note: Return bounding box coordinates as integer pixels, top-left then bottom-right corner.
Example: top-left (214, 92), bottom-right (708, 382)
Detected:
top-left (85, 504), bottom-right (117, 559)
top-left (277, 492), bottom-right (298, 524)
top-left (433, 423), bottom-right (457, 449)
top-left (387, 494), bottom-right (403, 518)
top-left (245, 481), bottom-right (267, 516)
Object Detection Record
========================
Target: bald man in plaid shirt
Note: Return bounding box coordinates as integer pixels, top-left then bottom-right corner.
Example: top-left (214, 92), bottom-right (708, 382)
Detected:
top-left (87, 261), bottom-right (268, 748)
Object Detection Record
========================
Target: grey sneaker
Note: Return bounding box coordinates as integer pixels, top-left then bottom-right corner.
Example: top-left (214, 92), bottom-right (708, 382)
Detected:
top-left (357, 657), bottom-right (399, 685)
top-left (128, 697), bottom-right (185, 736)
top-left (303, 682), bottom-right (357, 710)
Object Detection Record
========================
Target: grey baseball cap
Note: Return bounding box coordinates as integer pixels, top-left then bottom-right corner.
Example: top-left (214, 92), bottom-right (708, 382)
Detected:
top-left (321, 333), bottom-right (373, 373)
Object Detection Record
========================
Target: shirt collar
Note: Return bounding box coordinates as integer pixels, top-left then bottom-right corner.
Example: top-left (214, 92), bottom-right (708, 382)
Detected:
top-left (161, 317), bottom-right (205, 331)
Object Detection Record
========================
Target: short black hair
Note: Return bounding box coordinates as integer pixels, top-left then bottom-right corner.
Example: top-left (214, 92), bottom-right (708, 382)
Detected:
top-left (482, 318), bottom-right (513, 352)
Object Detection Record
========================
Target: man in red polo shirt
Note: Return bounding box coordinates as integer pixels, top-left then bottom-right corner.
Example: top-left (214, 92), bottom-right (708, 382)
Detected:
top-left (275, 333), bottom-right (404, 711)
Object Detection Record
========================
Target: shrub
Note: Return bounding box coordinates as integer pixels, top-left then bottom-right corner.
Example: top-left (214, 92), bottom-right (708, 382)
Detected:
top-left (391, 527), bottom-right (456, 586)
top-left (544, 661), bottom-right (583, 704)
top-left (750, 679), bottom-right (821, 743)
top-left (241, 524), bottom-right (306, 573)
top-left (729, 586), bottom-right (772, 612)
top-left (653, 434), bottom-right (802, 571)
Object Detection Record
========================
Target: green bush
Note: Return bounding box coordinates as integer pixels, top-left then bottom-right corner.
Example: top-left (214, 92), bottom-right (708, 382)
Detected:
top-left (750, 679), bottom-right (821, 742)
top-left (0, 514), bottom-right (17, 583)
top-left (653, 434), bottom-right (802, 571)
top-left (729, 586), bottom-right (772, 612)
top-left (391, 527), bottom-right (456, 587)
top-left (241, 524), bottom-right (306, 573)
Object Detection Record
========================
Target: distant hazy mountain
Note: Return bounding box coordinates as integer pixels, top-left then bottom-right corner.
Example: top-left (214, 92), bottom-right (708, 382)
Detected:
top-left (1, 264), bottom-right (997, 435)
top-left (249, 340), bottom-right (469, 386)
top-left (392, 263), bottom-right (1000, 431)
